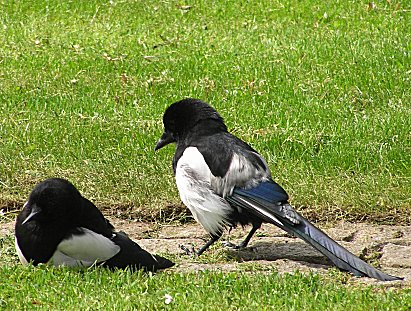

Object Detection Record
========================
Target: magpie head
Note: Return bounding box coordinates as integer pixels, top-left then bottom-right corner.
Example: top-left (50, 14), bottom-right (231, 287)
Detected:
top-left (155, 98), bottom-right (227, 151)
top-left (21, 178), bottom-right (82, 226)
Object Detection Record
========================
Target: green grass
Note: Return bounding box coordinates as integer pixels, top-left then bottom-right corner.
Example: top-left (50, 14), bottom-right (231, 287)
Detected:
top-left (0, 264), bottom-right (409, 310)
top-left (2, 230), bottom-right (410, 310)
top-left (1, 0), bottom-right (410, 222)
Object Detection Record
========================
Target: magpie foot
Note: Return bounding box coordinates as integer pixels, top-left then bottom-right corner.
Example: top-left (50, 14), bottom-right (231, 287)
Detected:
top-left (179, 244), bottom-right (197, 257)
top-left (222, 241), bottom-right (245, 250)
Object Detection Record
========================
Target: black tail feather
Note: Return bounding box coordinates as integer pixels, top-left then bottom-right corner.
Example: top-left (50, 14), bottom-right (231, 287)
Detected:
top-left (104, 231), bottom-right (174, 272)
top-left (228, 192), bottom-right (402, 282)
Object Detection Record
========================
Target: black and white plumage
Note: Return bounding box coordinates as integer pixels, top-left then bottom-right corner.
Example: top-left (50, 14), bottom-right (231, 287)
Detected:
top-left (155, 98), bottom-right (402, 281)
top-left (15, 178), bottom-right (174, 271)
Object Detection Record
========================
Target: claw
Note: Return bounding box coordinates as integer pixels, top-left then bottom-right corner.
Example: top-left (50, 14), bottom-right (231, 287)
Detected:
top-left (222, 241), bottom-right (243, 250)
top-left (179, 244), bottom-right (197, 257)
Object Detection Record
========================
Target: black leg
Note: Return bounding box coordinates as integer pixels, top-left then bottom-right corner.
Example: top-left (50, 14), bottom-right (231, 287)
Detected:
top-left (238, 222), bottom-right (261, 248)
top-left (180, 233), bottom-right (222, 257)
top-left (197, 235), bottom-right (221, 256)
top-left (223, 222), bottom-right (261, 249)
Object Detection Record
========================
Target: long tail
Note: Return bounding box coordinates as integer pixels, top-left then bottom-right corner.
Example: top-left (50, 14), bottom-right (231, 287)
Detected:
top-left (104, 231), bottom-right (174, 272)
top-left (227, 182), bottom-right (402, 281)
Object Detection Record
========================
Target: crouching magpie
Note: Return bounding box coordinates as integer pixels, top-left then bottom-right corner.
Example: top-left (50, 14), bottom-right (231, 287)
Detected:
top-left (155, 98), bottom-right (402, 281)
top-left (15, 178), bottom-right (174, 272)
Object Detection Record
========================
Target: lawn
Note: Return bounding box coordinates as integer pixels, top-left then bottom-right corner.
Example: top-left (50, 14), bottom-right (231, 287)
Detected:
top-left (0, 0), bottom-right (410, 309)
top-left (1, 264), bottom-right (410, 310)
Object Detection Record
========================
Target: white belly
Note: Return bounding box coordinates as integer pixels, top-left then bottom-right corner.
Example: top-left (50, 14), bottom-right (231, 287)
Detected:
top-left (175, 147), bottom-right (232, 236)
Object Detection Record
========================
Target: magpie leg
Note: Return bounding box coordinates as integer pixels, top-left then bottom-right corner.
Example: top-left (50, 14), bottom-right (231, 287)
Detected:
top-left (180, 233), bottom-right (222, 257)
top-left (197, 234), bottom-right (221, 256)
top-left (223, 222), bottom-right (261, 249)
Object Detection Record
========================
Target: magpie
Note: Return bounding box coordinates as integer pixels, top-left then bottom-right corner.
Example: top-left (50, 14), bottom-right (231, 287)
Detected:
top-left (155, 98), bottom-right (402, 281)
top-left (15, 178), bottom-right (174, 272)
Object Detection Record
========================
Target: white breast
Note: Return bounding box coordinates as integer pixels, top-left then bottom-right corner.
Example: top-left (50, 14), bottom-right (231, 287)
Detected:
top-left (175, 147), bottom-right (233, 236)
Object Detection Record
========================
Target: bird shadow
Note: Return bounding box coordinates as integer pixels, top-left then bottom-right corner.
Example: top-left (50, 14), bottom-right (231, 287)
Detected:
top-left (225, 240), bottom-right (334, 268)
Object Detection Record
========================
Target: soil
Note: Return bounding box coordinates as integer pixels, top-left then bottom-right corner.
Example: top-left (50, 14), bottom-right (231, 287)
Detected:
top-left (3, 218), bottom-right (410, 287)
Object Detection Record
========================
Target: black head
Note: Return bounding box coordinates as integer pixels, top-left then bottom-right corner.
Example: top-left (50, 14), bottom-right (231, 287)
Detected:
top-left (20, 178), bottom-right (82, 225)
top-left (155, 98), bottom-right (227, 151)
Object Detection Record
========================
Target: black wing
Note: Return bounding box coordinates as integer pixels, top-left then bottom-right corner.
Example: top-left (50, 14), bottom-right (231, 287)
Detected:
top-left (78, 197), bottom-right (114, 237)
top-left (104, 231), bottom-right (175, 272)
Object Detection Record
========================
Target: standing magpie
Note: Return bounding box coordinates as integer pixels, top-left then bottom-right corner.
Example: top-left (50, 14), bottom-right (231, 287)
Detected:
top-left (155, 98), bottom-right (401, 281)
top-left (15, 178), bottom-right (174, 272)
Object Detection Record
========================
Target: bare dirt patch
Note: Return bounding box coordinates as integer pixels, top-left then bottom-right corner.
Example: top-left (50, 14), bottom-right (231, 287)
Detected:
top-left (3, 218), bottom-right (410, 286)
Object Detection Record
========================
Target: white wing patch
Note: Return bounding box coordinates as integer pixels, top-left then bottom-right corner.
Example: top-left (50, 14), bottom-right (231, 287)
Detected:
top-left (48, 228), bottom-right (120, 268)
top-left (15, 237), bottom-right (29, 266)
top-left (211, 153), bottom-right (271, 197)
top-left (176, 147), bottom-right (232, 236)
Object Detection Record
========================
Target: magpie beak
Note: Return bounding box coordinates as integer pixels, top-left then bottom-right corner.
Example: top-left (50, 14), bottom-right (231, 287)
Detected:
top-left (22, 205), bottom-right (41, 225)
top-left (154, 132), bottom-right (175, 151)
